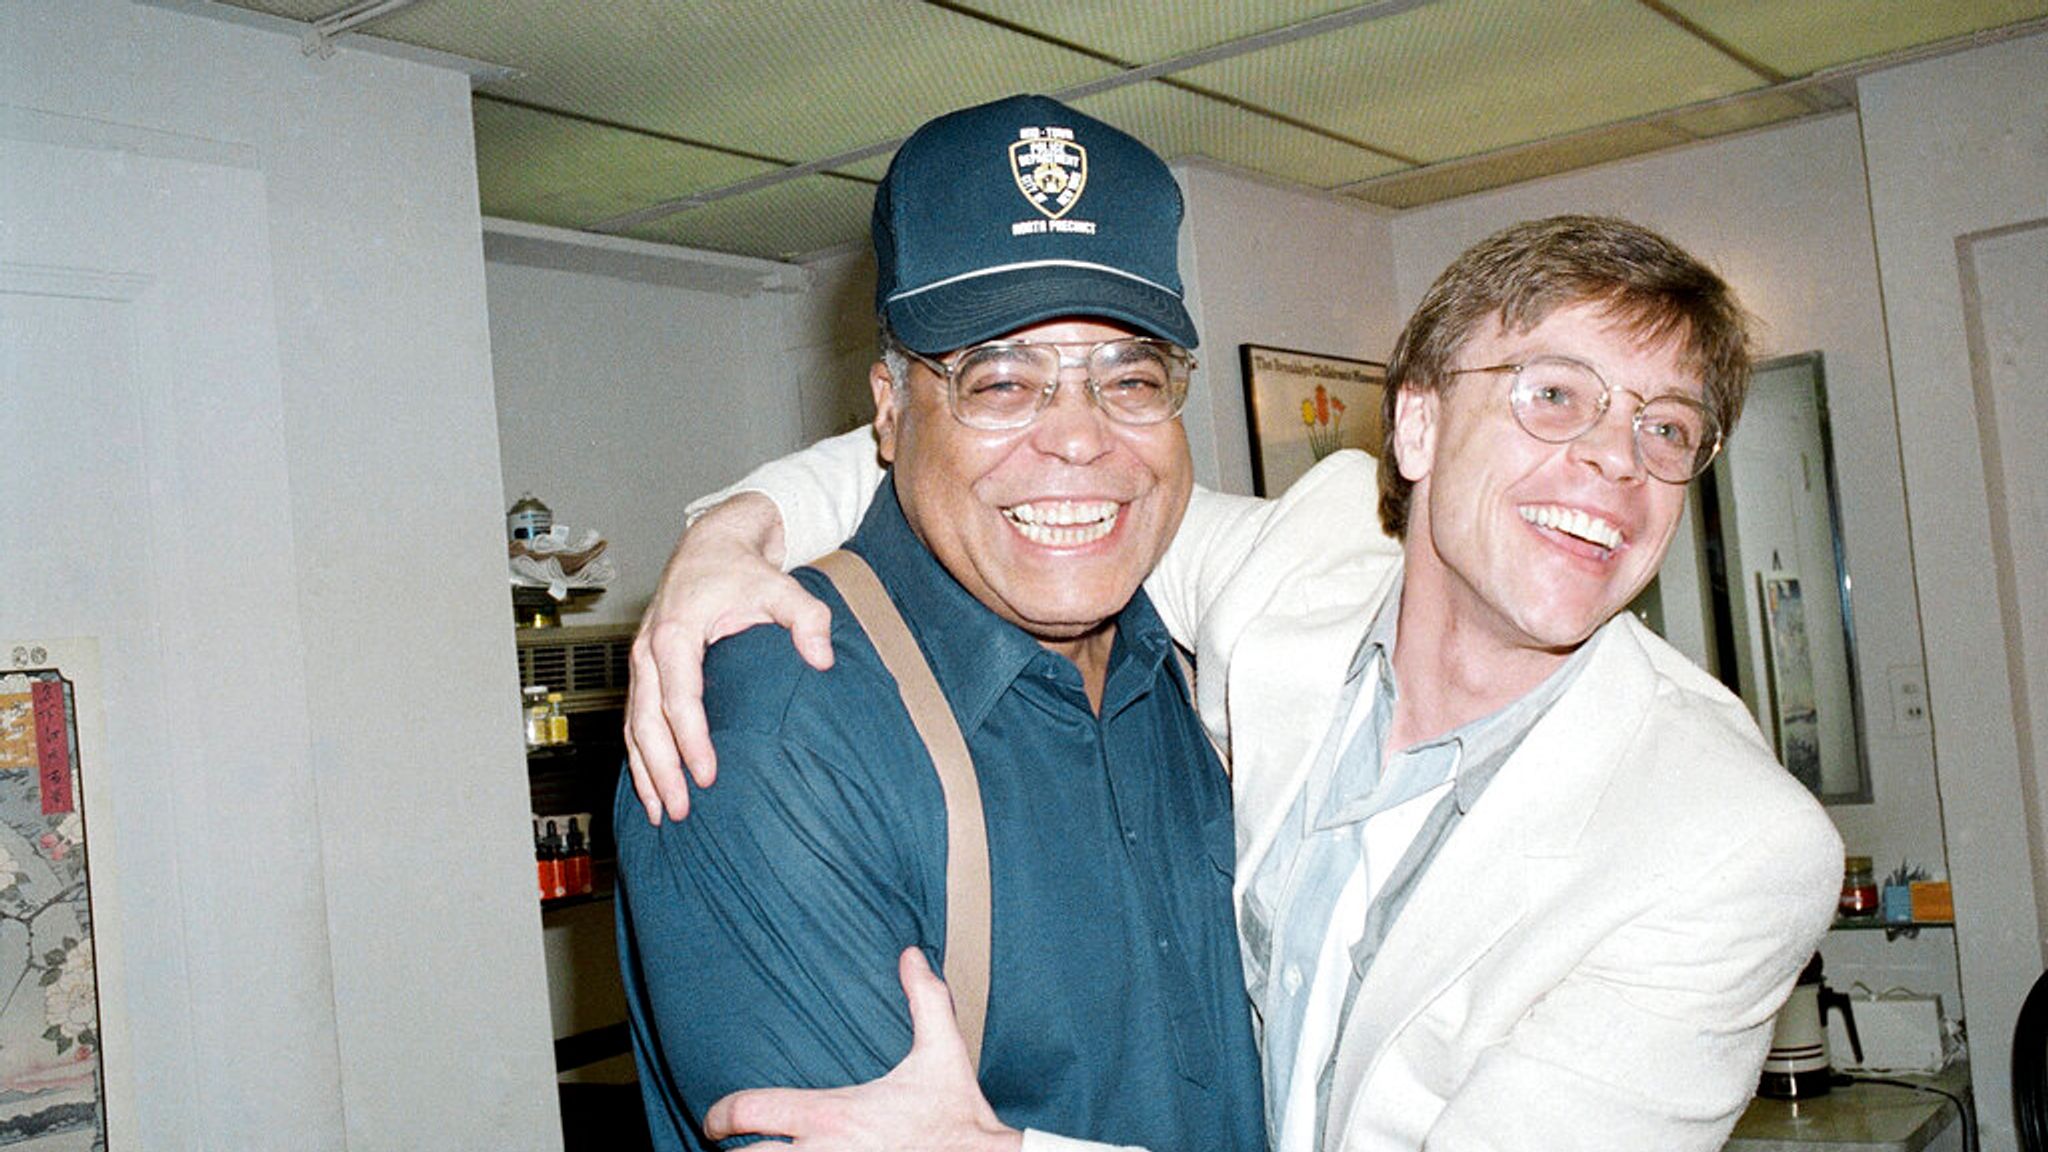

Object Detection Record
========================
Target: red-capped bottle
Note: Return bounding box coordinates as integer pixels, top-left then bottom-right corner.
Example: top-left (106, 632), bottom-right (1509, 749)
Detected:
top-left (564, 817), bottom-right (593, 897)
top-left (538, 819), bottom-right (568, 901)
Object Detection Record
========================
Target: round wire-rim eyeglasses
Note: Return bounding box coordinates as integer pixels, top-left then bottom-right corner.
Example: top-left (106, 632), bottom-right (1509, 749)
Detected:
top-left (1445, 355), bottom-right (1724, 484)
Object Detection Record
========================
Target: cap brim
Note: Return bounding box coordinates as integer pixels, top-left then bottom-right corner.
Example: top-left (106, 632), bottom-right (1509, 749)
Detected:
top-left (885, 265), bottom-right (1198, 354)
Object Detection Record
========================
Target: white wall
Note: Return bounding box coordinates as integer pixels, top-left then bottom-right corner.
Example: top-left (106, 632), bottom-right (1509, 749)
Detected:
top-left (4, 2), bottom-right (558, 1147)
top-left (1176, 159), bottom-right (1402, 494)
top-left (1962, 221), bottom-right (2048, 934)
top-left (790, 245), bottom-right (886, 446)
top-left (1859, 33), bottom-right (2048, 1150)
top-left (487, 225), bottom-right (810, 624)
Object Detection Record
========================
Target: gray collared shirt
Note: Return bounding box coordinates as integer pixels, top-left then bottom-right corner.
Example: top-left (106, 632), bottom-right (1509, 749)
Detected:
top-left (1247, 585), bottom-right (1596, 1148)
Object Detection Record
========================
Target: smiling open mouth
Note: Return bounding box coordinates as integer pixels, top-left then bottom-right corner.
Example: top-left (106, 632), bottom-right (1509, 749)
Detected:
top-left (1520, 504), bottom-right (1623, 551)
top-left (1004, 500), bottom-right (1119, 547)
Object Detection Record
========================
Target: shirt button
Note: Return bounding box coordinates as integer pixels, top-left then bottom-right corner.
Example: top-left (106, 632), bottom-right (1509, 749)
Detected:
top-left (1283, 965), bottom-right (1303, 995)
top-left (1123, 827), bottom-right (1137, 844)
top-left (1156, 936), bottom-right (1170, 952)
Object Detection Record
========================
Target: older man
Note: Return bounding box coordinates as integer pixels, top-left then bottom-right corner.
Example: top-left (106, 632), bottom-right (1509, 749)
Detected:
top-left (612, 94), bottom-right (1263, 1152)
top-left (630, 215), bottom-right (1843, 1151)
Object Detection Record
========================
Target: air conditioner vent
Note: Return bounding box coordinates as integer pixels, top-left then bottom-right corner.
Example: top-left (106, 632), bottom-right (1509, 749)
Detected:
top-left (515, 623), bottom-right (635, 712)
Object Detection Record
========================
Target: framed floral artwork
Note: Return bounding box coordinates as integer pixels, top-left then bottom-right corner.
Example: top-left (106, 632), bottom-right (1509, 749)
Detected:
top-left (2, 639), bottom-right (127, 1149)
top-left (1239, 344), bottom-right (1387, 496)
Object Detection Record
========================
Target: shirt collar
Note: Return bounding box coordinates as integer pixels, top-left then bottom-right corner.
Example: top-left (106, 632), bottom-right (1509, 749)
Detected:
top-left (1333, 580), bottom-right (1598, 818)
top-left (842, 475), bottom-right (1174, 733)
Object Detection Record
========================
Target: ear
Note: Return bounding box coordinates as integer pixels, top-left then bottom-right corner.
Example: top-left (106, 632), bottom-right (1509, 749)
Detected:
top-left (870, 361), bottom-right (901, 465)
top-left (1391, 385), bottom-right (1439, 483)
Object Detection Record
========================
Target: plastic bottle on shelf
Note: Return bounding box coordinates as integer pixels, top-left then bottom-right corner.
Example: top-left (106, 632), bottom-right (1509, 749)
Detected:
top-left (546, 692), bottom-right (570, 746)
top-left (523, 686), bottom-right (550, 748)
top-left (533, 820), bottom-right (554, 900)
top-left (538, 819), bottom-right (568, 901)
top-left (564, 817), bottom-right (593, 896)
top-left (1839, 855), bottom-right (1879, 918)
top-left (507, 493), bottom-right (553, 542)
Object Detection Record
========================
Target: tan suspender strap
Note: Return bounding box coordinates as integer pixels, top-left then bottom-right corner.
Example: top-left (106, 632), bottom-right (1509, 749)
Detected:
top-left (810, 549), bottom-right (992, 1072)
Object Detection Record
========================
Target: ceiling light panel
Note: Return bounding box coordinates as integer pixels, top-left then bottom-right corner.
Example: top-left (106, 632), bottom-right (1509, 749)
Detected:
top-left (1068, 84), bottom-right (1410, 189)
top-left (1172, 0), bottom-right (1766, 163)
top-left (1658, 0), bottom-right (2048, 76)
top-left (471, 98), bottom-right (783, 231)
top-left (618, 176), bottom-right (877, 262)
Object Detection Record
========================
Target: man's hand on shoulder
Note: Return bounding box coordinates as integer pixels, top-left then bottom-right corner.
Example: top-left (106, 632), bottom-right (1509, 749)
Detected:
top-left (625, 492), bottom-right (836, 823)
top-left (705, 948), bottom-right (1023, 1152)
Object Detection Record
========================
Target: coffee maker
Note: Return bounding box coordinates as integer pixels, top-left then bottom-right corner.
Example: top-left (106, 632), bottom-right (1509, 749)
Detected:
top-left (1759, 952), bottom-right (1862, 1099)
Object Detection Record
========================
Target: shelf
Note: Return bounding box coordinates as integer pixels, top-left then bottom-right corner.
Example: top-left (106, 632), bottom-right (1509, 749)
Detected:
top-left (1831, 916), bottom-right (1953, 942)
top-left (542, 886), bottom-right (614, 912)
top-left (1833, 917), bottom-right (1953, 931)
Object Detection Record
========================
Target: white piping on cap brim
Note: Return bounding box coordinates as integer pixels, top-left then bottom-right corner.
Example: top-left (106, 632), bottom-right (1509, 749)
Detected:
top-left (885, 259), bottom-right (1185, 303)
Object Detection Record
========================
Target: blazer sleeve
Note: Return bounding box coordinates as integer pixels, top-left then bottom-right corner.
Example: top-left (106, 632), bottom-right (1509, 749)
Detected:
top-left (1422, 799), bottom-right (1842, 1152)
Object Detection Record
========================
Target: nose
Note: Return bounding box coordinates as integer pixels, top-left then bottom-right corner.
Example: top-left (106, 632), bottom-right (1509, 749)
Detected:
top-left (1027, 373), bottom-right (1115, 464)
top-left (1567, 401), bottom-right (1644, 482)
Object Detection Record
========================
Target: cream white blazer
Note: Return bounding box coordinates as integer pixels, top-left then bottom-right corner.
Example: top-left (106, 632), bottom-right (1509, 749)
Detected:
top-left (1148, 451), bottom-right (1843, 1152)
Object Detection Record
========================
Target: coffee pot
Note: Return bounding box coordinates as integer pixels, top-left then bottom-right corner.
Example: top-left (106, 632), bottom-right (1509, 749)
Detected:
top-left (1759, 952), bottom-right (1862, 1099)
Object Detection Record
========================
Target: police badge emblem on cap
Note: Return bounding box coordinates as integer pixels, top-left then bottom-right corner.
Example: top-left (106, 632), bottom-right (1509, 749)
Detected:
top-left (1010, 129), bottom-right (1087, 220)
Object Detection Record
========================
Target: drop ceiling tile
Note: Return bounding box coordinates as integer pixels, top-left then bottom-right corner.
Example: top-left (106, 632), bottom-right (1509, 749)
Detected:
top-left (1174, 0), bottom-right (1767, 163)
top-left (357, 0), bottom-right (1121, 163)
top-left (618, 176), bottom-right (878, 262)
top-left (205, 0), bottom-right (2047, 246)
top-left (1068, 84), bottom-right (1409, 189)
top-left (1349, 120), bottom-right (1687, 208)
top-left (472, 97), bottom-right (782, 230)
top-left (1658, 0), bottom-right (2048, 76)
top-left (954, 0), bottom-right (1369, 63)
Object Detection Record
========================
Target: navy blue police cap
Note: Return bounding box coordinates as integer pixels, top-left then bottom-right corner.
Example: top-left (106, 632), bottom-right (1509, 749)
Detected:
top-left (873, 94), bottom-right (1198, 355)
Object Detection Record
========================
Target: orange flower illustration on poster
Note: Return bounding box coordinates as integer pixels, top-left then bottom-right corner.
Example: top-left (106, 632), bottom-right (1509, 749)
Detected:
top-left (1300, 384), bottom-right (1348, 461)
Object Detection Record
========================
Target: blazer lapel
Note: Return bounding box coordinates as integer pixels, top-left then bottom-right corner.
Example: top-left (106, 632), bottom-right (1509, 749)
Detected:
top-left (1322, 618), bottom-right (1661, 1143)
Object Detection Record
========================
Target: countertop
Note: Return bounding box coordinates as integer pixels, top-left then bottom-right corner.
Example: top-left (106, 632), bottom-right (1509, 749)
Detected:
top-left (1725, 1064), bottom-right (1969, 1152)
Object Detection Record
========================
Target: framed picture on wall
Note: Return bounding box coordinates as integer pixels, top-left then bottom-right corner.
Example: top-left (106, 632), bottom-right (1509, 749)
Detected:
top-left (1758, 573), bottom-right (1823, 793)
top-left (1, 638), bottom-right (131, 1149)
top-left (1240, 344), bottom-right (1387, 497)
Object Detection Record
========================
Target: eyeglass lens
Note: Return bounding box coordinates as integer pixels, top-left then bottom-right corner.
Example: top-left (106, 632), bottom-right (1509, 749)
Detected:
top-left (949, 340), bottom-right (1190, 428)
top-left (1506, 358), bottom-right (1719, 481)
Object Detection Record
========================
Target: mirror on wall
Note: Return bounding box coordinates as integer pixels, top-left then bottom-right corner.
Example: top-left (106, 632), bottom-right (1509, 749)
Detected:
top-left (1696, 352), bottom-right (1871, 803)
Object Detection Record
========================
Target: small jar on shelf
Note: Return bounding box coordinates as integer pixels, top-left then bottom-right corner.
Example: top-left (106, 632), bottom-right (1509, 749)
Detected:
top-left (1839, 855), bottom-right (1879, 919)
top-left (545, 692), bottom-right (570, 746)
top-left (523, 686), bottom-right (551, 748)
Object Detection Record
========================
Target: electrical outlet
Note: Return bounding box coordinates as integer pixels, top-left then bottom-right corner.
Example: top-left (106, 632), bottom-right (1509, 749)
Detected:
top-left (1888, 664), bottom-right (1932, 735)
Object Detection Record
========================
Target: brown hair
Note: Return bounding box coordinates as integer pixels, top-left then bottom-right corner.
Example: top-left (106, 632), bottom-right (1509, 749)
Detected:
top-left (1377, 215), bottom-right (1754, 537)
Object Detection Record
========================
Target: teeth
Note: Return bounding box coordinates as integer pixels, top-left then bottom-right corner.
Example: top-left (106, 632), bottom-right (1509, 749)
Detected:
top-left (1005, 500), bottom-right (1118, 547)
top-left (1520, 505), bottom-right (1623, 551)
